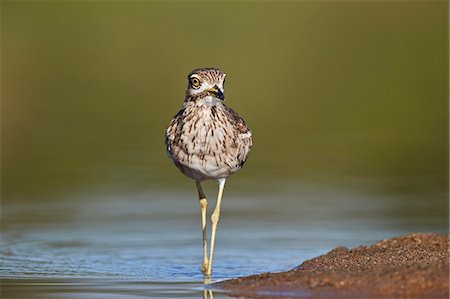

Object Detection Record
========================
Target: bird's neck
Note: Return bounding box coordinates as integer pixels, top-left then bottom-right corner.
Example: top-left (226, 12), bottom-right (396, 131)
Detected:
top-left (184, 95), bottom-right (222, 107)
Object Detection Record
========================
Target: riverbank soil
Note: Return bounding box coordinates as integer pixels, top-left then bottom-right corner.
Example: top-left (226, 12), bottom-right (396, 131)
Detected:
top-left (215, 233), bottom-right (449, 298)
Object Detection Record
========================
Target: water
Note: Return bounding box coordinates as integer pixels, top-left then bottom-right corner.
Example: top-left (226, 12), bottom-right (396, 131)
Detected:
top-left (2, 1), bottom-right (447, 298)
top-left (1, 183), bottom-right (447, 298)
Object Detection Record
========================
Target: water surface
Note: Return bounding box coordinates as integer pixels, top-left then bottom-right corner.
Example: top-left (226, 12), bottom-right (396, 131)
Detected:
top-left (1, 183), bottom-right (447, 298)
top-left (2, 1), bottom-right (448, 298)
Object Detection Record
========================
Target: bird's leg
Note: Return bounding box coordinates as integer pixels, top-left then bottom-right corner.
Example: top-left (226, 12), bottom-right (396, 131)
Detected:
top-left (207, 178), bottom-right (226, 277)
top-left (196, 181), bottom-right (209, 275)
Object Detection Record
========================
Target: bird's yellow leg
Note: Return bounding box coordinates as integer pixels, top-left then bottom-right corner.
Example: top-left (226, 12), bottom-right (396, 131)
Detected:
top-left (196, 181), bottom-right (209, 275)
top-left (207, 178), bottom-right (226, 277)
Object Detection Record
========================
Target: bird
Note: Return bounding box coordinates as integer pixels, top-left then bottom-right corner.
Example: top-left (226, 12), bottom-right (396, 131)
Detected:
top-left (165, 67), bottom-right (252, 277)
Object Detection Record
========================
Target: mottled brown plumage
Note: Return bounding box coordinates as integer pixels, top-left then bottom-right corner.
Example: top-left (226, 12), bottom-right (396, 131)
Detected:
top-left (165, 68), bottom-right (252, 277)
top-left (165, 68), bottom-right (252, 181)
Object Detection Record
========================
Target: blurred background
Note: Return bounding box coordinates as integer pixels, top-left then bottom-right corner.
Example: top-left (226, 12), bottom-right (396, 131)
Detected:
top-left (0, 1), bottom-right (448, 296)
top-left (3, 1), bottom-right (448, 200)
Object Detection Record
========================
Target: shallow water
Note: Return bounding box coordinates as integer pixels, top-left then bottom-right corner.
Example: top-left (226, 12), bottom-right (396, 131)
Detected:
top-left (2, 1), bottom-right (448, 298)
top-left (1, 183), bottom-right (447, 298)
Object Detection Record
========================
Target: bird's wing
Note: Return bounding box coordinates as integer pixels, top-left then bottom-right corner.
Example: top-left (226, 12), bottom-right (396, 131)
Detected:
top-left (222, 105), bottom-right (253, 169)
top-left (165, 108), bottom-right (185, 156)
top-left (223, 105), bottom-right (253, 145)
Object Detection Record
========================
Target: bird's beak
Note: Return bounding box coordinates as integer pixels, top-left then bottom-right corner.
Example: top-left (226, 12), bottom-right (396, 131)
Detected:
top-left (207, 85), bottom-right (225, 100)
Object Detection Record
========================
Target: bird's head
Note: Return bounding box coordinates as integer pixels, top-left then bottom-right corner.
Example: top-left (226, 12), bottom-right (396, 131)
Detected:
top-left (185, 68), bottom-right (226, 101)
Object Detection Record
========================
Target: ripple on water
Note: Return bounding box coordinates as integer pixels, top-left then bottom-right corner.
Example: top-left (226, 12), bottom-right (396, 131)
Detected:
top-left (1, 187), bottom-right (447, 298)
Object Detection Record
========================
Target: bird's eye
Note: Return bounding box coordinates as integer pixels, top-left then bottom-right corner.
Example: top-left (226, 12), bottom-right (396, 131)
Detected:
top-left (190, 77), bottom-right (201, 89)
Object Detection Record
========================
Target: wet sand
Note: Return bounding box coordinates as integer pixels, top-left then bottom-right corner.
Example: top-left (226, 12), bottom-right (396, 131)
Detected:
top-left (215, 233), bottom-right (449, 298)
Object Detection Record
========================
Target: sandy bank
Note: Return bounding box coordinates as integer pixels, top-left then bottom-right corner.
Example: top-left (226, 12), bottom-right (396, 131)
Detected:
top-left (215, 233), bottom-right (449, 298)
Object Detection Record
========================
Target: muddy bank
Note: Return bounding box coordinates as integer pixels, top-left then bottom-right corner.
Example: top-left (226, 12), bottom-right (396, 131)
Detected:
top-left (215, 233), bottom-right (449, 298)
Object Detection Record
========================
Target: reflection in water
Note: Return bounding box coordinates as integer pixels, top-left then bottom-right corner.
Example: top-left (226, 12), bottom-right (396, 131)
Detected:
top-left (1, 2), bottom-right (447, 299)
top-left (204, 277), bottom-right (214, 299)
top-left (0, 279), bottom-right (223, 299)
top-left (1, 186), bottom-right (447, 298)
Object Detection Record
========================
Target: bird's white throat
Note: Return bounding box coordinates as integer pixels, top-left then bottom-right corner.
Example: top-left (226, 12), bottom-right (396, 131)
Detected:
top-left (201, 96), bottom-right (222, 105)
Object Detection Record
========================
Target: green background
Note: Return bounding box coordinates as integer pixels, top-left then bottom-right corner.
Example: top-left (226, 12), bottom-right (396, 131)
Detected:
top-left (2, 1), bottom-right (448, 209)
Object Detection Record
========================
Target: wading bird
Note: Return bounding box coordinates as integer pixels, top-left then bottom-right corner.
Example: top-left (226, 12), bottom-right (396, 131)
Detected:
top-left (165, 68), bottom-right (252, 277)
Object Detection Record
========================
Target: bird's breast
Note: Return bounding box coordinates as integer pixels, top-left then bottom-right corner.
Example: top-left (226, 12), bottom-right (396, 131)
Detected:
top-left (166, 102), bottom-right (251, 181)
